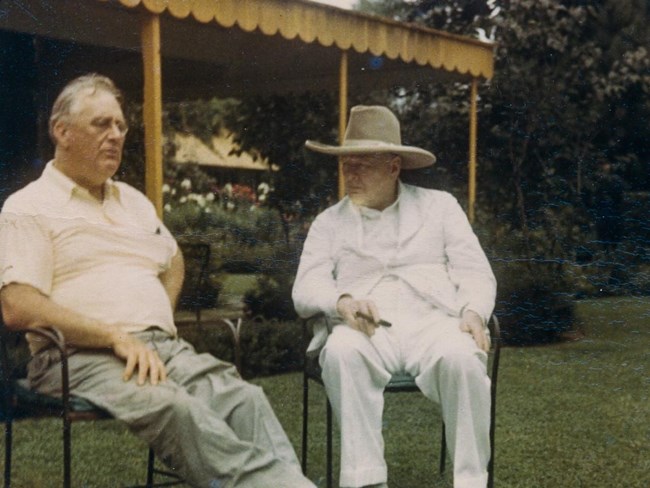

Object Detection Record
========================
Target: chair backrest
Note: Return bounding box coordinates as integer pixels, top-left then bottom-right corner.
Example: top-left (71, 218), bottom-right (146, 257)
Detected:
top-left (177, 241), bottom-right (217, 312)
top-left (0, 314), bottom-right (28, 422)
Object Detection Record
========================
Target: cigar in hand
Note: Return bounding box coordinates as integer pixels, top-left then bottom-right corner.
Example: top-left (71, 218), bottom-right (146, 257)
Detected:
top-left (355, 312), bottom-right (392, 327)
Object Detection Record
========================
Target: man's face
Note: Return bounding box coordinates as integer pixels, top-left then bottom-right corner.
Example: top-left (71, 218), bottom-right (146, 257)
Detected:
top-left (341, 153), bottom-right (401, 210)
top-left (57, 89), bottom-right (127, 189)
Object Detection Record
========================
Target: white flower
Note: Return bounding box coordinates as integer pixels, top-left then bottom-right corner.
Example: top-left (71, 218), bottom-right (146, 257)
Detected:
top-left (171, 188), bottom-right (177, 196)
top-left (206, 193), bottom-right (215, 202)
top-left (164, 203), bottom-right (172, 212)
top-left (226, 201), bottom-right (235, 210)
top-left (180, 178), bottom-right (192, 190)
top-left (162, 183), bottom-right (171, 193)
top-left (179, 196), bottom-right (188, 204)
top-left (258, 182), bottom-right (270, 193)
top-left (196, 195), bottom-right (207, 208)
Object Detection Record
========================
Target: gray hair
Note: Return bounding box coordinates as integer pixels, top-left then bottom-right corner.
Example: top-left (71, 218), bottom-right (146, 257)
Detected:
top-left (48, 73), bottom-right (123, 142)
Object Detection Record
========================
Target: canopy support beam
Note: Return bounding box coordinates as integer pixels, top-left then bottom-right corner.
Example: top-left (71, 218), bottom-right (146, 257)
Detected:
top-left (468, 78), bottom-right (478, 223)
top-left (142, 13), bottom-right (164, 217)
top-left (338, 51), bottom-right (348, 201)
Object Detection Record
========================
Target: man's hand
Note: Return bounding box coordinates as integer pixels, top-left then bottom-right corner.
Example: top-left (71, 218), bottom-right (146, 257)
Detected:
top-left (459, 309), bottom-right (490, 352)
top-left (336, 295), bottom-right (381, 337)
top-left (110, 332), bottom-right (167, 386)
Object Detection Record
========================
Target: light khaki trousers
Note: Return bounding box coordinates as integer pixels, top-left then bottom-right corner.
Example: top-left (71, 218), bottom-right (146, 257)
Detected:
top-left (28, 329), bottom-right (315, 488)
top-left (320, 313), bottom-right (490, 488)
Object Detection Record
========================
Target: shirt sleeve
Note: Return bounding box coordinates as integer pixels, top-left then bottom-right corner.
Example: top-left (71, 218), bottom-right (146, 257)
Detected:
top-left (292, 212), bottom-right (342, 319)
top-left (441, 195), bottom-right (497, 324)
top-left (0, 212), bottom-right (54, 296)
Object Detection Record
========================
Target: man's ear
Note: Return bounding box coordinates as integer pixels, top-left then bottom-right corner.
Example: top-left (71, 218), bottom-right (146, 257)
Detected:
top-left (52, 120), bottom-right (70, 148)
top-left (390, 155), bottom-right (402, 178)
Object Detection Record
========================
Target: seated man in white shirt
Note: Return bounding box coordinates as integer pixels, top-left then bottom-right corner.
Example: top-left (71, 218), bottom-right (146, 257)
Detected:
top-left (292, 105), bottom-right (496, 488)
top-left (0, 73), bottom-right (315, 488)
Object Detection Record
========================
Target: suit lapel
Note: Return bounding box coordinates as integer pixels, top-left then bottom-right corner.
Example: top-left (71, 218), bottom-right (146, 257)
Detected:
top-left (333, 197), bottom-right (365, 251)
top-left (397, 183), bottom-right (426, 246)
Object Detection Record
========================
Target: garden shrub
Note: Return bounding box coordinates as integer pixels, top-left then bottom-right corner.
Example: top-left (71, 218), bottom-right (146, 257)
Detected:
top-left (243, 274), bottom-right (297, 321)
top-left (238, 318), bottom-right (304, 378)
top-left (475, 214), bottom-right (578, 345)
top-left (493, 260), bottom-right (575, 345)
top-left (242, 240), bottom-right (303, 321)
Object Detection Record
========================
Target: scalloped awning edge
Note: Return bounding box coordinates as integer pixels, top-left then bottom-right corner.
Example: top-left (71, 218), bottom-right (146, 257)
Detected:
top-left (108, 0), bottom-right (494, 80)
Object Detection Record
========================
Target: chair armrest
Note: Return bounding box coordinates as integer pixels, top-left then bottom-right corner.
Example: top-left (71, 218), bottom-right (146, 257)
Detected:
top-left (24, 327), bottom-right (67, 355)
top-left (487, 314), bottom-right (501, 435)
top-left (23, 327), bottom-right (73, 415)
top-left (487, 314), bottom-right (501, 360)
top-left (301, 313), bottom-right (325, 350)
top-left (0, 326), bottom-right (73, 417)
top-left (210, 318), bottom-right (243, 374)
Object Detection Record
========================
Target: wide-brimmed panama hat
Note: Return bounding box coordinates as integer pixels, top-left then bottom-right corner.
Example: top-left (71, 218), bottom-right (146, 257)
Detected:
top-left (305, 105), bottom-right (435, 169)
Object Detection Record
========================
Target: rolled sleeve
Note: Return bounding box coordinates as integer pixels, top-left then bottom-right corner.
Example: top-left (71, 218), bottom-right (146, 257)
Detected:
top-left (0, 213), bottom-right (54, 296)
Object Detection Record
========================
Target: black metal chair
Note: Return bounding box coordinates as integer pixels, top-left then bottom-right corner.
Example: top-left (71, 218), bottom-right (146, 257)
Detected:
top-left (177, 241), bottom-right (214, 327)
top-left (301, 314), bottom-right (501, 488)
top-left (176, 240), bottom-right (243, 372)
top-left (0, 323), bottom-right (185, 488)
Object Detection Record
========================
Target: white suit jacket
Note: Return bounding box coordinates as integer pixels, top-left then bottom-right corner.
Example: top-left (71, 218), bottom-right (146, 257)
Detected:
top-left (292, 182), bottom-right (496, 351)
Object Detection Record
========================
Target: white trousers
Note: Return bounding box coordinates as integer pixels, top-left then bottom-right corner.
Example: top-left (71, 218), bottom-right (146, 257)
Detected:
top-left (320, 311), bottom-right (490, 488)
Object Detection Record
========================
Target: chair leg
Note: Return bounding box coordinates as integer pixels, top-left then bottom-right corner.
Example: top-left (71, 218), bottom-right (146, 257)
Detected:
top-left (439, 421), bottom-right (447, 475)
top-left (147, 447), bottom-right (155, 487)
top-left (488, 396), bottom-right (496, 488)
top-left (326, 400), bottom-right (333, 488)
top-left (301, 373), bottom-right (309, 474)
top-left (63, 416), bottom-right (72, 488)
top-left (4, 421), bottom-right (12, 488)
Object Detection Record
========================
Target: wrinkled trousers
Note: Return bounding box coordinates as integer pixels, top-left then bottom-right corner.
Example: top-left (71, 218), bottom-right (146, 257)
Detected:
top-left (320, 312), bottom-right (490, 488)
top-left (28, 329), bottom-right (314, 488)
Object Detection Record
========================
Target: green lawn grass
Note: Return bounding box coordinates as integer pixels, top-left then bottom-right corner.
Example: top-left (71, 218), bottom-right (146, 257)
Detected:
top-left (1, 297), bottom-right (648, 487)
top-left (220, 273), bottom-right (259, 298)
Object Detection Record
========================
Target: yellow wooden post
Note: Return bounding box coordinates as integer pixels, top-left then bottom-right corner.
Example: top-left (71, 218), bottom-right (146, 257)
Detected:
top-left (468, 78), bottom-right (478, 223)
top-left (141, 14), bottom-right (164, 217)
top-left (338, 51), bottom-right (348, 200)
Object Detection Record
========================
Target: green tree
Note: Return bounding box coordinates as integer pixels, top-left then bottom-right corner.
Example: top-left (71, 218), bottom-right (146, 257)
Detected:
top-left (223, 92), bottom-right (339, 218)
top-left (349, 0), bottom-right (650, 340)
top-left (358, 0), bottom-right (649, 253)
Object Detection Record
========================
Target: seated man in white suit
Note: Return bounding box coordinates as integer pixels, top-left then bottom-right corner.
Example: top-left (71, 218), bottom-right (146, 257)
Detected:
top-left (292, 105), bottom-right (496, 488)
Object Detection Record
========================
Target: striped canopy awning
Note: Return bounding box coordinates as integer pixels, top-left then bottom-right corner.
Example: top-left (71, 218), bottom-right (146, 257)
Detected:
top-left (0, 0), bottom-right (494, 219)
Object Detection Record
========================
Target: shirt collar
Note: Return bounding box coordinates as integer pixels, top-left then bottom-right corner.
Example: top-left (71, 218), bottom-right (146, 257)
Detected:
top-left (44, 161), bottom-right (121, 205)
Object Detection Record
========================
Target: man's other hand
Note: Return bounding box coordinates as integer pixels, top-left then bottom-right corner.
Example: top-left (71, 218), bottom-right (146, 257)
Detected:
top-left (111, 332), bottom-right (167, 386)
top-left (336, 295), bottom-right (381, 337)
top-left (459, 309), bottom-right (490, 352)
